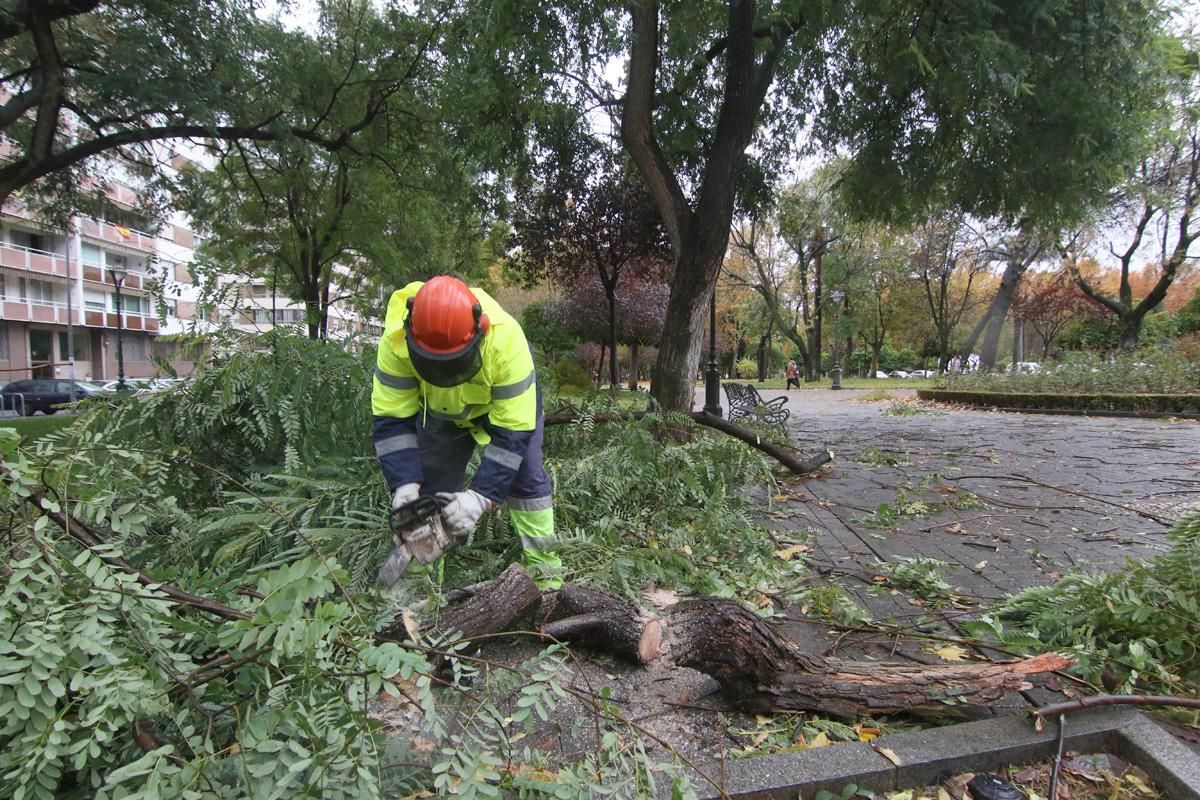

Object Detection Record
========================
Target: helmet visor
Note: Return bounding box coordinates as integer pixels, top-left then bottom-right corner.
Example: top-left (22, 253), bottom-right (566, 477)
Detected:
top-left (406, 329), bottom-right (483, 387)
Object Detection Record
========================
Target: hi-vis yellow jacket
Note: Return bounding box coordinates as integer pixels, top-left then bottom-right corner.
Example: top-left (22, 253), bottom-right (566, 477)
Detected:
top-left (371, 281), bottom-right (538, 503)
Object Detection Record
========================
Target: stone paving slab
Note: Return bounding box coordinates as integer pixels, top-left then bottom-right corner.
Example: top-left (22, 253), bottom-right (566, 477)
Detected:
top-left (675, 706), bottom-right (1200, 799)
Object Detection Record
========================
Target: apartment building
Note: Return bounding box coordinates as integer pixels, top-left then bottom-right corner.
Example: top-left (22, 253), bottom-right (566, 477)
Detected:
top-left (0, 139), bottom-right (382, 385)
top-left (228, 279), bottom-right (384, 342)
top-left (0, 197), bottom-right (207, 384)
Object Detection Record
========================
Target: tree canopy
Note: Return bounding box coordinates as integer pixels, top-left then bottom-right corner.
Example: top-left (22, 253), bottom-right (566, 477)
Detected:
top-left (501, 0), bottom-right (1182, 409)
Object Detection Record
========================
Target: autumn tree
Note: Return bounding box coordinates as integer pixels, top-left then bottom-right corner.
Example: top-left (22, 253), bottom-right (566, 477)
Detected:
top-left (1012, 270), bottom-right (1099, 359)
top-left (511, 164), bottom-right (670, 389)
top-left (1068, 73), bottom-right (1200, 349)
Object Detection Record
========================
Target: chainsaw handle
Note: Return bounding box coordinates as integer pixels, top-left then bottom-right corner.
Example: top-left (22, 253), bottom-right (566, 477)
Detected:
top-left (390, 493), bottom-right (450, 536)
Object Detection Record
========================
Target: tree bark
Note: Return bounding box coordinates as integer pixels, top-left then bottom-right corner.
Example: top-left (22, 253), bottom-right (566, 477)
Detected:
top-left (607, 286), bottom-right (620, 389)
top-left (623, 0), bottom-right (798, 413)
top-left (379, 562), bottom-right (542, 650)
top-left (536, 583), bottom-right (663, 664)
top-left (668, 598), bottom-right (1071, 717)
top-left (628, 341), bottom-right (640, 392)
top-left (651, 250), bottom-right (716, 410)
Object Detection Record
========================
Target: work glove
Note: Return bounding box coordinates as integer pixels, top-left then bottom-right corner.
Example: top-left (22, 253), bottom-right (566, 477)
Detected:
top-left (392, 482), bottom-right (420, 511)
top-left (437, 490), bottom-right (493, 539)
top-left (390, 483), bottom-right (424, 549)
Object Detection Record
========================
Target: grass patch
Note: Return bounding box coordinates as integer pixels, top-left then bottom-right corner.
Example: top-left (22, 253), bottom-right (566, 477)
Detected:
top-left (856, 446), bottom-right (910, 467)
top-left (858, 388), bottom-right (896, 403)
top-left (0, 414), bottom-right (77, 441)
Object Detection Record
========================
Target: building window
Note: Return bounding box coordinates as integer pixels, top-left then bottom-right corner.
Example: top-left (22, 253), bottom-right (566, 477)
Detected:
top-left (111, 293), bottom-right (149, 314)
top-left (252, 308), bottom-right (305, 325)
top-left (0, 273), bottom-right (5, 300)
top-left (57, 331), bottom-right (87, 361)
top-left (250, 285), bottom-right (268, 297)
top-left (81, 244), bottom-right (102, 266)
top-left (21, 278), bottom-right (58, 305)
top-left (83, 290), bottom-right (106, 311)
top-left (125, 334), bottom-right (148, 362)
top-left (152, 339), bottom-right (177, 358)
top-left (0, 327), bottom-right (8, 361)
top-left (9, 230), bottom-right (47, 252)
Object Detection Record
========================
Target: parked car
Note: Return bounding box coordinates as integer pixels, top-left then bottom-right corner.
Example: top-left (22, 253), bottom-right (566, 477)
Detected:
top-left (909, 369), bottom-right (936, 378)
top-left (887, 370), bottom-right (911, 378)
top-left (0, 379), bottom-right (98, 415)
top-left (98, 378), bottom-right (157, 393)
top-left (873, 371), bottom-right (890, 379)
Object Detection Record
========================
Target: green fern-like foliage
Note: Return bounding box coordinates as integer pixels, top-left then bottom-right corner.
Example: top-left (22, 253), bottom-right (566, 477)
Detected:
top-left (543, 411), bottom-right (804, 599)
top-left (59, 331), bottom-right (373, 501)
top-left (981, 508), bottom-right (1200, 693)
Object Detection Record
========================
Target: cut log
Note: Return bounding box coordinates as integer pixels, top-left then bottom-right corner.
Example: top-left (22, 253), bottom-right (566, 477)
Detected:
top-left (668, 598), bottom-right (1072, 718)
top-left (378, 562), bottom-right (541, 647)
top-left (535, 583), bottom-right (663, 664)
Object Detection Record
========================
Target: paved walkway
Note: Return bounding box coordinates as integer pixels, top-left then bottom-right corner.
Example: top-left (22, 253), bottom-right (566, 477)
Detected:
top-left (718, 385), bottom-right (1198, 668)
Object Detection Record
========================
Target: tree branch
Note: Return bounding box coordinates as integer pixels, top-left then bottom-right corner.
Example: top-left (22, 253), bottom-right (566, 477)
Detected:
top-left (0, 462), bottom-right (250, 621)
top-left (621, 0), bottom-right (692, 254)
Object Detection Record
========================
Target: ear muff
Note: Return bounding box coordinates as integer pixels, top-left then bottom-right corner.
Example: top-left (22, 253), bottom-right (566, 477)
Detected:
top-left (473, 304), bottom-right (490, 336)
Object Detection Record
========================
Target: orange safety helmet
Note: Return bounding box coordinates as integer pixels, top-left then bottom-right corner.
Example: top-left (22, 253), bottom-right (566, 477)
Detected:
top-left (404, 276), bottom-right (490, 386)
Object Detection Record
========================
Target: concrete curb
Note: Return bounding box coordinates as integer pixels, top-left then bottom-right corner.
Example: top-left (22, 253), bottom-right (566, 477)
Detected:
top-left (672, 707), bottom-right (1200, 799)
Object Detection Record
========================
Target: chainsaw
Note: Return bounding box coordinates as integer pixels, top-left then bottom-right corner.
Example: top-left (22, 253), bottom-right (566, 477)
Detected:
top-left (377, 494), bottom-right (455, 587)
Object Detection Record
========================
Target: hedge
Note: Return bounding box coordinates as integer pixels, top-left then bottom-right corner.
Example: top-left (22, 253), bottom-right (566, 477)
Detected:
top-left (916, 389), bottom-right (1200, 417)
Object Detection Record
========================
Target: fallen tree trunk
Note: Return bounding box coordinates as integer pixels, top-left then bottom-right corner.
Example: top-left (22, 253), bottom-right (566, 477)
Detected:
top-left (544, 409), bottom-right (833, 476)
top-left (409, 565), bottom-right (1070, 719)
top-left (379, 563), bottom-right (542, 649)
top-left (668, 598), bottom-right (1071, 718)
top-left (536, 583), bottom-right (663, 664)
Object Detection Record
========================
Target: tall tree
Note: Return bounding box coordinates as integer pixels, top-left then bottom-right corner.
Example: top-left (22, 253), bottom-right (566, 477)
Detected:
top-left (181, 5), bottom-right (481, 339)
top-left (914, 215), bottom-right (990, 369)
top-left (728, 219), bottom-right (816, 379)
top-left (1067, 77), bottom-right (1200, 349)
top-left (958, 232), bottom-right (1048, 368)
top-left (609, 0), bottom-right (1173, 410)
top-left (1012, 270), bottom-right (1098, 359)
top-left (511, 165), bottom-right (670, 389)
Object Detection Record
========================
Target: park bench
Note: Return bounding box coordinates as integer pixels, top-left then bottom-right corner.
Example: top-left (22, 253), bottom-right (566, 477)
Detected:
top-left (722, 382), bottom-right (790, 428)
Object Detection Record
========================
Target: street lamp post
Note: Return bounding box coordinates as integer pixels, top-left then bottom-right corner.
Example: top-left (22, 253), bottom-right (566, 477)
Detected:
top-left (702, 289), bottom-right (723, 417)
top-left (109, 267), bottom-right (128, 389)
top-left (829, 289), bottom-right (844, 390)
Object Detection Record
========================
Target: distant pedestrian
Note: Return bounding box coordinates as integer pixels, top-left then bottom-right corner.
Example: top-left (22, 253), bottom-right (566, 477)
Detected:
top-left (948, 355), bottom-right (962, 375)
top-left (785, 360), bottom-right (801, 390)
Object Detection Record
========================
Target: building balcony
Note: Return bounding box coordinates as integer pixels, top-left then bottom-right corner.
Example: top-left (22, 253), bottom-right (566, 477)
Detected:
top-left (78, 217), bottom-right (158, 253)
top-left (1, 298), bottom-right (158, 332)
top-left (0, 242), bottom-right (150, 290)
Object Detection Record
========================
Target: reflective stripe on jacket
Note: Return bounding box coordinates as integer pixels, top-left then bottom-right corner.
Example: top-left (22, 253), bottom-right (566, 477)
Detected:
top-left (371, 281), bottom-right (538, 502)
